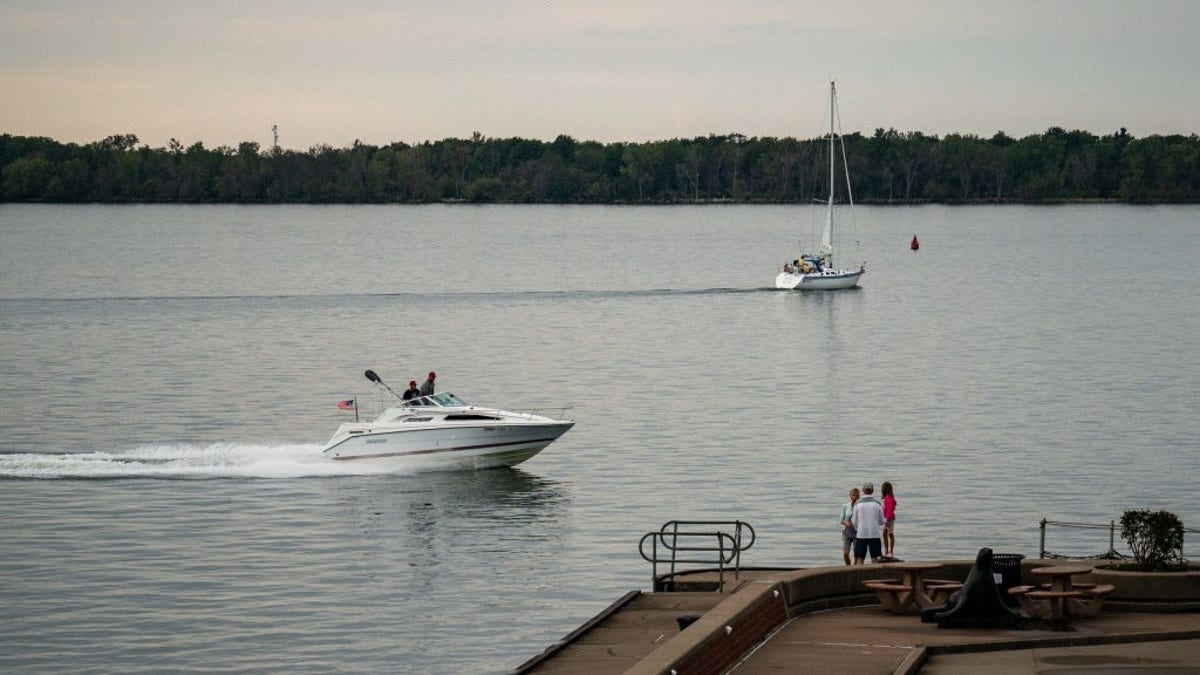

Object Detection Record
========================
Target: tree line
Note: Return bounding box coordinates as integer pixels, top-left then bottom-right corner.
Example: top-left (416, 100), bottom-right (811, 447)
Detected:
top-left (2, 127), bottom-right (1198, 204)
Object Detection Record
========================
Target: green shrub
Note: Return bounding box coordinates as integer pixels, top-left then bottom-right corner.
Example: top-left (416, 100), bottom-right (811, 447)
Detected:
top-left (1120, 509), bottom-right (1185, 572)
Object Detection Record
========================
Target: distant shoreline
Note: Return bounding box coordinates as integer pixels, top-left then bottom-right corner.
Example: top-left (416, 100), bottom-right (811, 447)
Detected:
top-left (4, 130), bottom-right (1199, 204)
top-left (5, 197), bottom-right (1197, 206)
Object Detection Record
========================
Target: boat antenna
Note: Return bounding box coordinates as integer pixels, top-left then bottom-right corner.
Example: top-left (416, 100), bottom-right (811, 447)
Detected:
top-left (364, 369), bottom-right (404, 402)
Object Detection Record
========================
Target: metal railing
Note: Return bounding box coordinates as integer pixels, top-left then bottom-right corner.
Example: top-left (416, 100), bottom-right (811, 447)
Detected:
top-left (638, 520), bottom-right (755, 591)
top-left (1039, 518), bottom-right (1198, 561)
top-left (334, 392), bottom-right (572, 421)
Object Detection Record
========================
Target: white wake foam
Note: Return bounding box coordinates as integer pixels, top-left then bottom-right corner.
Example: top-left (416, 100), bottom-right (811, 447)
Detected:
top-left (0, 443), bottom-right (409, 479)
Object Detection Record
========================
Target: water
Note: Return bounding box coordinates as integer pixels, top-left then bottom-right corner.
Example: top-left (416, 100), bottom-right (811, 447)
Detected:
top-left (1, 203), bottom-right (1197, 673)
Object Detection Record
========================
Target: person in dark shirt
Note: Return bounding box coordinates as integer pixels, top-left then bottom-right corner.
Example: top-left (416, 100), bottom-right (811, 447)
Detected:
top-left (402, 380), bottom-right (421, 401)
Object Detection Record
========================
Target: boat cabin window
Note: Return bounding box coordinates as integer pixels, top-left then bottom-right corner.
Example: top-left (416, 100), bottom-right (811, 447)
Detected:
top-left (444, 414), bottom-right (502, 421)
top-left (404, 417), bottom-right (433, 422)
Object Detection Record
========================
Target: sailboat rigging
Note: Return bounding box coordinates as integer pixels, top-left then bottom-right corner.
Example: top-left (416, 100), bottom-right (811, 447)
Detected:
top-left (775, 81), bottom-right (865, 290)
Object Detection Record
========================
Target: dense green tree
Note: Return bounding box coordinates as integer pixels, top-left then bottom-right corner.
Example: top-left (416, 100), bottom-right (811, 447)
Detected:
top-left (2, 157), bottom-right (54, 199)
top-left (620, 143), bottom-right (662, 201)
top-left (937, 134), bottom-right (984, 201)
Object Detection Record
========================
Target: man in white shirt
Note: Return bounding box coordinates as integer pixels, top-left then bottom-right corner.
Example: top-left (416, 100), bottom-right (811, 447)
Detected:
top-left (851, 482), bottom-right (885, 564)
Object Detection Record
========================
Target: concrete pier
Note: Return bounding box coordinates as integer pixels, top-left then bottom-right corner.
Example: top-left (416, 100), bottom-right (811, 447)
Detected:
top-left (514, 560), bottom-right (1200, 674)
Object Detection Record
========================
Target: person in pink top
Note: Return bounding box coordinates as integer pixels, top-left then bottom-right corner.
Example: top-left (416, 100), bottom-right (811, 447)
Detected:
top-left (881, 481), bottom-right (897, 558)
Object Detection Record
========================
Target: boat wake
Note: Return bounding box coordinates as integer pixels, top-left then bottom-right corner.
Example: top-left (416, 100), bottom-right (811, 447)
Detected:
top-left (0, 443), bottom-right (410, 480)
top-left (2, 286), bottom-right (761, 305)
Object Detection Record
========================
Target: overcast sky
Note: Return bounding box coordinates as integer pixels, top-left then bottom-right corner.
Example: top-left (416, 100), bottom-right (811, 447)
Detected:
top-left (2, 0), bottom-right (1197, 150)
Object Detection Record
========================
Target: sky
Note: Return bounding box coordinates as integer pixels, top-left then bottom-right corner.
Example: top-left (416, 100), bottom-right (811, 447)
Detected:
top-left (2, 0), bottom-right (1198, 151)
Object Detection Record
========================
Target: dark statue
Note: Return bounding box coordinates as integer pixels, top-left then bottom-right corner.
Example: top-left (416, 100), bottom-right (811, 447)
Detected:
top-left (921, 547), bottom-right (1021, 628)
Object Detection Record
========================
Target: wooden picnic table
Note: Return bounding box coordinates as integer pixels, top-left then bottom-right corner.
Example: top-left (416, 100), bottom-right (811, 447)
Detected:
top-left (1029, 564), bottom-right (1092, 592)
top-left (1017, 565), bottom-right (1098, 627)
top-left (864, 562), bottom-right (950, 613)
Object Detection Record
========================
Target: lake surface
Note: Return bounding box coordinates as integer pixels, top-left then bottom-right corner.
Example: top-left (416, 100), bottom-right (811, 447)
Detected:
top-left (1, 203), bottom-right (1197, 673)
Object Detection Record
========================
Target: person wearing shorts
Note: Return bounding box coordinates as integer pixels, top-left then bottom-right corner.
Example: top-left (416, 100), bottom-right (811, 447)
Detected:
top-left (851, 482), bottom-right (884, 564)
top-left (839, 487), bottom-right (860, 565)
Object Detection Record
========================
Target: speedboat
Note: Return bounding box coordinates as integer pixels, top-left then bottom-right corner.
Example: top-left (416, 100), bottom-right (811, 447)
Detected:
top-left (322, 371), bottom-right (574, 471)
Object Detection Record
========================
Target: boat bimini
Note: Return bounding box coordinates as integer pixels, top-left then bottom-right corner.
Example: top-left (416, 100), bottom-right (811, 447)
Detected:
top-left (322, 370), bottom-right (574, 471)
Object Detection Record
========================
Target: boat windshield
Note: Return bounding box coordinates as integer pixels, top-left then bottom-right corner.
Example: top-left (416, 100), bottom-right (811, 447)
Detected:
top-left (402, 392), bottom-right (468, 408)
top-left (423, 392), bottom-right (466, 407)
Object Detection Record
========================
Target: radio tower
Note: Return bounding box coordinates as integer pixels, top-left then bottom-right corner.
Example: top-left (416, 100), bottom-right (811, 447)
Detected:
top-left (272, 124), bottom-right (279, 152)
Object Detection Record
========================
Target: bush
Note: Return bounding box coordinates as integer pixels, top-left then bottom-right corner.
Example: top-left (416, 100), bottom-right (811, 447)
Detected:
top-left (1120, 509), bottom-right (1185, 572)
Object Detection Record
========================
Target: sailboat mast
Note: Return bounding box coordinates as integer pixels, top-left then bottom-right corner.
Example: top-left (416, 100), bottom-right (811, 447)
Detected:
top-left (820, 81), bottom-right (836, 259)
top-left (828, 81), bottom-right (836, 215)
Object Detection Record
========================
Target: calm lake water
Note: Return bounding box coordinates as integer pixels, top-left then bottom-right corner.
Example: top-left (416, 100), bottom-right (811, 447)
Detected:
top-left (1, 203), bottom-right (1197, 673)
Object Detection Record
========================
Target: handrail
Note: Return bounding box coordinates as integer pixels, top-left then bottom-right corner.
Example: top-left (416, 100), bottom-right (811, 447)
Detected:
top-left (1039, 518), bottom-right (1199, 560)
top-left (638, 520), bottom-right (755, 591)
top-left (340, 393), bottom-right (573, 421)
top-left (659, 519), bottom-right (756, 552)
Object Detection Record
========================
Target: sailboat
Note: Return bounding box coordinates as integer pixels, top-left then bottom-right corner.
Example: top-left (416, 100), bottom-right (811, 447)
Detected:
top-left (775, 81), bottom-right (865, 290)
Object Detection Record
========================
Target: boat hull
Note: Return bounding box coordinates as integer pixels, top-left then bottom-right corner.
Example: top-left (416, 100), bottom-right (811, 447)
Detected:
top-left (322, 421), bottom-right (574, 471)
top-left (775, 268), bottom-right (864, 290)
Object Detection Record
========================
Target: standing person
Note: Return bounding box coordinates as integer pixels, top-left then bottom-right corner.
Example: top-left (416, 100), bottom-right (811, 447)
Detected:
top-left (851, 482), bottom-right (884, 565)
top-left (881, 481), bottom-right (897, 558)
top-left (402, 380), bottom-right (421, 401)
top-left (419, 371), bottom-right (436, 396)
top-left (839, 487), bottom-right (860, 566)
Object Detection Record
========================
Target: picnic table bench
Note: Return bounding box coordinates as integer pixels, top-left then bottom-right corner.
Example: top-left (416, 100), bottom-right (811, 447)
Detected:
top-left (1008, 566), bottom-right (1115, 627)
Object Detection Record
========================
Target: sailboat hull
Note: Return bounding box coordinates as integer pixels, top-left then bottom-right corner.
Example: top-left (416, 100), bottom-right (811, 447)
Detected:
top-left (775, 268), bottom-right (863, 290)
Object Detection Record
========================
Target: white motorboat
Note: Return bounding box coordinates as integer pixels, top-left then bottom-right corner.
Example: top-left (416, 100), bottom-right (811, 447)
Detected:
top-left (775, 81), bottom-right (866, 290)
top-left (322, 371), bottom-right (573, 471)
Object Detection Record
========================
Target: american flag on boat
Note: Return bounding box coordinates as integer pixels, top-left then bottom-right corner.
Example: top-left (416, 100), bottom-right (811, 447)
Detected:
top-left (337, 399), bottom-right (356, 411)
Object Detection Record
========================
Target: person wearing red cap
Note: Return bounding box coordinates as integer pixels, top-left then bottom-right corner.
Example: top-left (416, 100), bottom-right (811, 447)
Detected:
top-left (419, 371), bottom-right (436, 396)
top-left (402, 379), bottom-right (421, 401)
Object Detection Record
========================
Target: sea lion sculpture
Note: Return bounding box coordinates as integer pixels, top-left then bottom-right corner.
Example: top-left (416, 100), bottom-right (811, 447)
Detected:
top-left (920, 547), bottom-right (1021, 628)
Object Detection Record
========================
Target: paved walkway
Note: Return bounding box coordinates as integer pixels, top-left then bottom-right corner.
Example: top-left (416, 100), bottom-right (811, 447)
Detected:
top-left (518, 592), bottom-right (725, 674)
top-left (732, 605), bottom-right (1200, 674)
top-left (921, 639), bottom-right (1200, 674)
